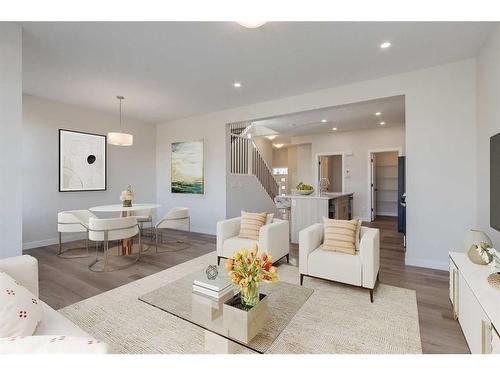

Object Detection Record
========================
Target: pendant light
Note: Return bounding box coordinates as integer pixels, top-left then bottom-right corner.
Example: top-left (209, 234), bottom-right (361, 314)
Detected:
top-left (108, 96), bottom-right (133, 146)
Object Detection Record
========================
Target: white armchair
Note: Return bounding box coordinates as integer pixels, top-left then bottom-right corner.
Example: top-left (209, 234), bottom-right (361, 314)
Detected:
top-left (299, 224), bottom-right (380, 302)
top-left (216, 217), bottom-right (289, 265)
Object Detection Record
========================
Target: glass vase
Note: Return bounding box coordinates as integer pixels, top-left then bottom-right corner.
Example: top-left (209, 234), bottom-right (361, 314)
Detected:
top-left (240, 283), bottom-right (260, 309)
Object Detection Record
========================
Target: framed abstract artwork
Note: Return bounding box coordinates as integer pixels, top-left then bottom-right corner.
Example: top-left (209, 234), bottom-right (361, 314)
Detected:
top-left (171, 140), bottom-right (204, 194)
top-left (59, 129), bottom-right (107, 192)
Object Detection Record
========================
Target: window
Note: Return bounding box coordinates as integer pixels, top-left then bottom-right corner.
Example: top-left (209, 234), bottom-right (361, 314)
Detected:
top-left (273, 167), bottom-right (288, 175)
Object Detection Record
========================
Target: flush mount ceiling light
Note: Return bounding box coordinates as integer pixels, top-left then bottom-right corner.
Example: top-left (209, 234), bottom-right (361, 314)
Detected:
top-left (380, 41), bottom-right (392, 49)
top-left (273, 143), bottom-right (284, 149)
top-left (332, 127), bottom-right (338, 131)
top-left (233, 82), bottom-right (242, 88)
top-left (237, 21), bottom-right (267, 29)
top-left (379, 121), bottom-right (386, 126)
top-left (266, 135), bottom-right (277, 140)
top-left (108, 96), bottom-right (133, 146)
top-left (375, 112), bottom-right (382, 116)
top-left (321, 119), bottom-right (327, 123)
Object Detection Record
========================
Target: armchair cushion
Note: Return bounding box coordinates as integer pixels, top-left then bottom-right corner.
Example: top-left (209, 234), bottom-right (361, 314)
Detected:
top-left (308, 247), bottom-right (362, 286)
top-left (221, 236), bottom-right (258, 258)
top-left (238, 211), bottom-right (267, 240)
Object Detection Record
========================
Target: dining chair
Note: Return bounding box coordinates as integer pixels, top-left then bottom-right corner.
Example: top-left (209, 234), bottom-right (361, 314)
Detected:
top-left (155, 207), bottom-right (190, 252)
top-left (131, 208), bottom-right (154, 238)
top-left (88, 216), bottom-right (141, 272)
top-left (57, 210), bottom-right (97, 258)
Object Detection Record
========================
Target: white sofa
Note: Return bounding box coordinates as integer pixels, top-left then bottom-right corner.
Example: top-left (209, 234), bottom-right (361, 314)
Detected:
top-left (0, 255), bottom-right (94, 338)
top-left (216, 217), bottom-right (289, 265)
top-left (299, 224), bottom-right (380, 302)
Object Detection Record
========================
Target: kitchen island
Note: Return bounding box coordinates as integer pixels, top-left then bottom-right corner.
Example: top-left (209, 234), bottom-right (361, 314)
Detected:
top-left (283, 192), bottom-right (354, 243)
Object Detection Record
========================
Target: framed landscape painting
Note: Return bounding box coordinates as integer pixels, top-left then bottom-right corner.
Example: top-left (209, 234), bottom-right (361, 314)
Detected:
top-left (171, 140), bottom-right (204, 194)
top-left (59, 129), bottom-right (107, 192)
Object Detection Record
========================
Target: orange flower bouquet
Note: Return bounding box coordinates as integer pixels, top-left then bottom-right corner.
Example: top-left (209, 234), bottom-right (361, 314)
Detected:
top-left (225, 244), bottom-right (278, 309)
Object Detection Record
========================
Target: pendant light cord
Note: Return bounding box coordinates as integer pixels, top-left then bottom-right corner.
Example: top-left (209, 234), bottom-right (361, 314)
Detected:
top-left (117, 95), bottom-right (125, 132)
top-left (119, 98), bottom-right (122, 131)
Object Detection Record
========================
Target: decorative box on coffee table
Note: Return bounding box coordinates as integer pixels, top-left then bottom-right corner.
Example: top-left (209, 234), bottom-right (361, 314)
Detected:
top-left (223, 293), bottom-right (269, 343)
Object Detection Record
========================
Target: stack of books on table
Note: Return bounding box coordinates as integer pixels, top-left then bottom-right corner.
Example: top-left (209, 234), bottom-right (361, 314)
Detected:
top-left (192, 272), bottom-right (234, 301)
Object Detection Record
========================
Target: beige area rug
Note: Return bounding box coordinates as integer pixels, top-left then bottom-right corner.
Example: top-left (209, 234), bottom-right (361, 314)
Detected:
top-left (59, 252), bottom-right (422, 354)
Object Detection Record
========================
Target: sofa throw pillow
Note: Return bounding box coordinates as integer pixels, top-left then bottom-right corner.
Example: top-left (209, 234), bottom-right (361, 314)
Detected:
top-left (239, 211), bottom-right (268, 240)
top-left (322, 218), bottom-right (359, 255)
top-left (0, 271), bottom-right (43, 338)
top-left (0, 335), bottom-right (108, 354)
top-left (355, 219), bottom-right (362, 251)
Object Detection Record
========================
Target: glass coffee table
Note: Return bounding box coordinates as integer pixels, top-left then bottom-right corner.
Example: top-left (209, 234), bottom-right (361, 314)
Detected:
top-left (138, 268), bottom-right (313, 353)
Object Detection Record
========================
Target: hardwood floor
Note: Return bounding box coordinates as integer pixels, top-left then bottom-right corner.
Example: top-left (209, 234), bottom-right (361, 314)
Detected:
top-left (24, 219), bottom-right (469, 354)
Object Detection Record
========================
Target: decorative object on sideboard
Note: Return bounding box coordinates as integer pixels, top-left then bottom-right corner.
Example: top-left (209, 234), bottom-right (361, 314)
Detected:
top-left (463, 229), bottom-right (493, 264)
top-left (225, 244), bottom-right (278, 309)
top-left (59, 129), bottom-right (107, 192)
top-left (469, 242), bottom-right (495, 265)
top-left (487, 247), bottom-right (500, 290)
top-left (171, 141), bottom-right (204, 194)
top-left (205, 265), bottom-right (218, 280)
top-left (108, 96), bottom-right (133, 146)
top-left (120, 185), bottom-right (134, 207)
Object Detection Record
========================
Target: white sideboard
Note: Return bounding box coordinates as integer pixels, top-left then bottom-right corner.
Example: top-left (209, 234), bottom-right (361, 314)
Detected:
top-left (449, 252), bottom-right (500, 354)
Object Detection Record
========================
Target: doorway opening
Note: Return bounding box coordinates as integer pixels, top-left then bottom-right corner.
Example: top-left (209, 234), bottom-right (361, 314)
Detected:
top-left (369, 150), bottom-right (400, 221)
top-left (318, 153), bottom-right (343, 193)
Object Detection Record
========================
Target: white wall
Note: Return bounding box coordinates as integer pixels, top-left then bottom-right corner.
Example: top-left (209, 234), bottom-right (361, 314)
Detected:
top-left (253, 137), bottom-right (273, 168)
top-left (476, 25), bottom-right (500, 246)
top-left (226, 174), bottom-right (277, 219)
top-left (0, 24), bottom-right (23, 258)
top-left (23, 95), bottom-right (157, 249)
top-left (156, 59), bottom-right (476, 270)
top-left (292, 126), bottom-right (405, 221)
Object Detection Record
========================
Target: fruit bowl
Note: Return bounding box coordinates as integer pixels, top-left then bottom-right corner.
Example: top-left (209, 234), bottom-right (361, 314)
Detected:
top-left (297, 189), bottom-right (314, 195)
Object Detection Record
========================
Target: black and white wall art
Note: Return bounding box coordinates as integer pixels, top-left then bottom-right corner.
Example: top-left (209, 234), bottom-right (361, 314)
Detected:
top-left (59, 129), bottom-right (107, 192)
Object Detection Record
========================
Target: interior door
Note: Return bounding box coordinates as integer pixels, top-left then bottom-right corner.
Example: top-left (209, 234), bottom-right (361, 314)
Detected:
top-left (371, 153), bottom-right (377, 221)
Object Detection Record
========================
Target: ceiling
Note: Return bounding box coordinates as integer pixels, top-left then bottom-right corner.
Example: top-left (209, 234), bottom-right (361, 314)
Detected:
top-left (250, 95), bottom-right (405, 144)
top-left (22, 22), bottom-right (494, 124)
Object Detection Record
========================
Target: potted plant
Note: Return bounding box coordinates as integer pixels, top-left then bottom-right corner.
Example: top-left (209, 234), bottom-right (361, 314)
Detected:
top-left (120, 185), bottom-right (134, 207)
top-left (225, 244), bottom-right (278, 309)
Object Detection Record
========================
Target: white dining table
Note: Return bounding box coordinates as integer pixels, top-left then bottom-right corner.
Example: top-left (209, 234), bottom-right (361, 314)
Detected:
top-left (89, 203), bottom-right (161, 214)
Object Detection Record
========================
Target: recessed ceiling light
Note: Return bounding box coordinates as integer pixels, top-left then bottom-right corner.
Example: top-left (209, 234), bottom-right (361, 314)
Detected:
top-left (273, 143), bottom-right (284, 149)
top-left (332, 127), bottom-right (338, 131)
top-left (321, 119), bottom-right (327, 123)
top-left (380, 42), bottom-right (391, 49)
top-left (375, 112), bottom-right (382, 116)
top-left (233, 82), bottom-right (242, 88)
top-left (237, 21), bottom-right (267, 29)
top-left (266, 135), bottom-right (277, 140)
top-left (379, 121), bottom-right (386, 125)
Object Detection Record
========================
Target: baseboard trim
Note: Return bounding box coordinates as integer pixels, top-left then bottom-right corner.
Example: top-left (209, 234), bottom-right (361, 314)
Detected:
top-left (23, 228), bottom-right (215, 250)
top-left (405, 256), bottom-right (448, 271)
top-left (23, 233), bottom-right (87, 250)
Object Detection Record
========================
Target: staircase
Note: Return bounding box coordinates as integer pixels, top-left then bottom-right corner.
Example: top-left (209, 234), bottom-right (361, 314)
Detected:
top-left (229, 122), bottom-right (279, 201)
